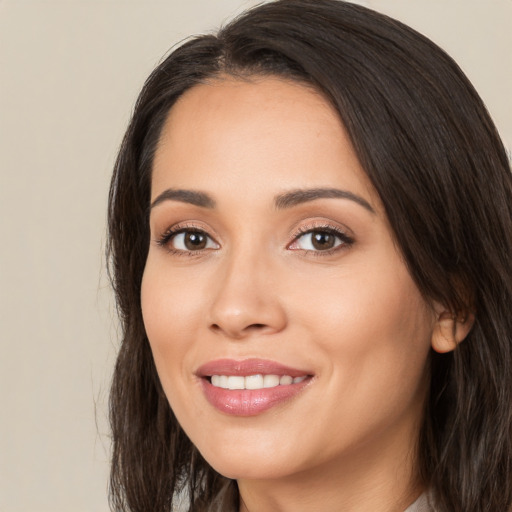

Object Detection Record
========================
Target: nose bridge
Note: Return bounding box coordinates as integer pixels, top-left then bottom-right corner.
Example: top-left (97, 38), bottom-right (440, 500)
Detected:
top-left (208, 239), bottom-right (286, 338)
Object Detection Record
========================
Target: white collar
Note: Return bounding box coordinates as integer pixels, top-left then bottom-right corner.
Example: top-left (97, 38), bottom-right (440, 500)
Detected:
top-left (404, 491), bottom-right (433, 512)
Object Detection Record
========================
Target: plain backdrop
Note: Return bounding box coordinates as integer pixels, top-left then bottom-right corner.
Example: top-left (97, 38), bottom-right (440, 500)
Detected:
top-left (0, 1), bottom-right (510, 510)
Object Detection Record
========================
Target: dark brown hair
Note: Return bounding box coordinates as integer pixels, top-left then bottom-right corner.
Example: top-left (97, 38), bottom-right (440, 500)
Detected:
top-left (107, 1), bottom-right (512, 510)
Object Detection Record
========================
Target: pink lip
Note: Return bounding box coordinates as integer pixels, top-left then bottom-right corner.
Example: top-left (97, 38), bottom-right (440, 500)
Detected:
top-left (196, 358), bottom-right (309, 377)
top-left (196, 359), bottom-right (313, 417)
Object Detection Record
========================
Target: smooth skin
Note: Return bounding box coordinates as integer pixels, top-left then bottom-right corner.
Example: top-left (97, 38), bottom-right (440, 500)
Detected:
top-left (142, 77), bottom-right (471, 512)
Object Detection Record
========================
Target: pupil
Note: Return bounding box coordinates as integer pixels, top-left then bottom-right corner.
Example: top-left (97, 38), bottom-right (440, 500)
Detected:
top-left (312, 232), bottom-right (334, 250)
top-left (185, 232), bottom-right (206, 250)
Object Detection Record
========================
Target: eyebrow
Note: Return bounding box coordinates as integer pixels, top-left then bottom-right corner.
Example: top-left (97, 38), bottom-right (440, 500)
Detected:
top-left (274, 188), bottom-right (375, 213)
top-left (151, 189), bottom-right (216, 209)
top-left (150, 186), bottom-right (375, 214)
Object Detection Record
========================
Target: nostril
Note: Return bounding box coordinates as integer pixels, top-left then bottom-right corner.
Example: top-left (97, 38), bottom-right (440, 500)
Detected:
top-left (208, 322), bottom-right (271, 338)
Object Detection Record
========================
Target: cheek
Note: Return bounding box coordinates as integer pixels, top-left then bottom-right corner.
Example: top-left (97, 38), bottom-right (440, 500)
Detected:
top-left (140, 258), bottom-right (206, 380)
top-left (294, 258), bottom-right (434, 392)
top-left (295, 257), bottom-right (431, 336)
top-left (140, 260), bottom-right (211, 431)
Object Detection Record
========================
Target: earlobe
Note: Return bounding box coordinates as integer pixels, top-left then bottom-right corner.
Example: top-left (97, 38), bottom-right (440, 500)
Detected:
top-left (431, 310), bottom-right (475, 353)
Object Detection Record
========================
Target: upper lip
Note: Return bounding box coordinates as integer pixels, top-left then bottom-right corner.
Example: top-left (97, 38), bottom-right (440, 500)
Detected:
top-left (196, 358), bottom-right (311, 378)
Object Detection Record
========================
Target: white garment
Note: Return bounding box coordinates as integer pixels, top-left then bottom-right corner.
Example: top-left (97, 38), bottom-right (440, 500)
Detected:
top-left (210, 482), bottom-right (434, 511)
top-left (404, 492), bottom-right (433, 512)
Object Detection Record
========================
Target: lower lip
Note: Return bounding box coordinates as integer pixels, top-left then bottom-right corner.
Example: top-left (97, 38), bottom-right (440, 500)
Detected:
top-left (201, 378), bottom-right (311, 416)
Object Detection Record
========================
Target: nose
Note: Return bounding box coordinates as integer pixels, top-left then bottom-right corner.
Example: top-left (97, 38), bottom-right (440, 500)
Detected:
top-left (207, 250), bottom-right (287, 340)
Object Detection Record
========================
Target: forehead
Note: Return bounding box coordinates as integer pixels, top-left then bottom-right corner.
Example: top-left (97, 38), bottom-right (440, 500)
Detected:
top-left (162, 75), bottom-right (336, 134)
top-left (151, 76), bottom-right (376, 205)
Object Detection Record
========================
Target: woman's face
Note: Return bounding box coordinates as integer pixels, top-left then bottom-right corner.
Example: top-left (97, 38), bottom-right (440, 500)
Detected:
top-left (142, 77), bottom-right (436, 483)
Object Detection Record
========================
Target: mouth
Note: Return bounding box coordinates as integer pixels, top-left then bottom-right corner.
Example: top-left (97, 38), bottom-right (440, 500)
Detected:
top-left (196, 359), bottom-right (313, 416)
top-left (209, 374), bottom-right (308, 390)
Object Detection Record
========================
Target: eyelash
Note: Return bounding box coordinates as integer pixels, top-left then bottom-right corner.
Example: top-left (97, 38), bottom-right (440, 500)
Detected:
top-left (156, 223), bottom-right (217, 257)
top-left (156, 222), bottom-right (354, 257)
top-left (288, 224), bottom-right (354, 256)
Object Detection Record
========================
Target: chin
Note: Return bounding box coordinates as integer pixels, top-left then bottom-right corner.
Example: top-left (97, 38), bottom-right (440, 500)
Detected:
top-left (187, 423), bottom-right (307, 481)
top-left (205, 451), bottom-right (299, 481)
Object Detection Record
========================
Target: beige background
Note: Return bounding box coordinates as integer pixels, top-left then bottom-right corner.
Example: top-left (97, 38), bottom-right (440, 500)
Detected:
top-left (0, 1), bottom-right (510, 510)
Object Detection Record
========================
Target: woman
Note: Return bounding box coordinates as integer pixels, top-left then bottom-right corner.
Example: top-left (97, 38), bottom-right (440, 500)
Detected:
top-left (107, 1), bottom-right (512, 511)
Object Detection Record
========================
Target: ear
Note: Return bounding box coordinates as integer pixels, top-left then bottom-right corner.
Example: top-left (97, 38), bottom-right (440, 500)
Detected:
top-left (431, 309), bottom-right (475, 354)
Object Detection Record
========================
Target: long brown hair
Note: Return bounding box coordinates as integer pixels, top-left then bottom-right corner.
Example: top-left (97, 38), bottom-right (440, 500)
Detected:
top-left (107, 1), bottom-right (512, 510)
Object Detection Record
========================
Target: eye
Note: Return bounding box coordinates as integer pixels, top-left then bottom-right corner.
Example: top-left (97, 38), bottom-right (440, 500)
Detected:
top-left (158, 227), bottom-right (219, 253)
top-left (288, 227), bottom-right (353, 252)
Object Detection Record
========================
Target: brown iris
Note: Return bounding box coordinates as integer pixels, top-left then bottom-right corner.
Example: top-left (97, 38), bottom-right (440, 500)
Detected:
top-left (311, 231), bottom-right (336, 250)
top-left (184, 231), bottom-right (208, 250)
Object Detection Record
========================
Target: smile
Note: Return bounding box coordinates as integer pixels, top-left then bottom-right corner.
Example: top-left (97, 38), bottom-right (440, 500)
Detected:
top-left (210, 374), bottom-right (307, 390)
top-left (197, 359), bottom-right (313, 416)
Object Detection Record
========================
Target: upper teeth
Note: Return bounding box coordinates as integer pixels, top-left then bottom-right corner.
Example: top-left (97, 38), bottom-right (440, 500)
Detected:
top-left (210, 374), bottom-right (306, 390)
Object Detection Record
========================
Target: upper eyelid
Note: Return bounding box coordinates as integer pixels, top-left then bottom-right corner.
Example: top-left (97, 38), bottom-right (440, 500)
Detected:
top-left (294, 225), bottom-right (344, 236)
top-left (288, 219), bottom-right (353, 239)
top-left (157, 221), bottom-right (216, 237)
